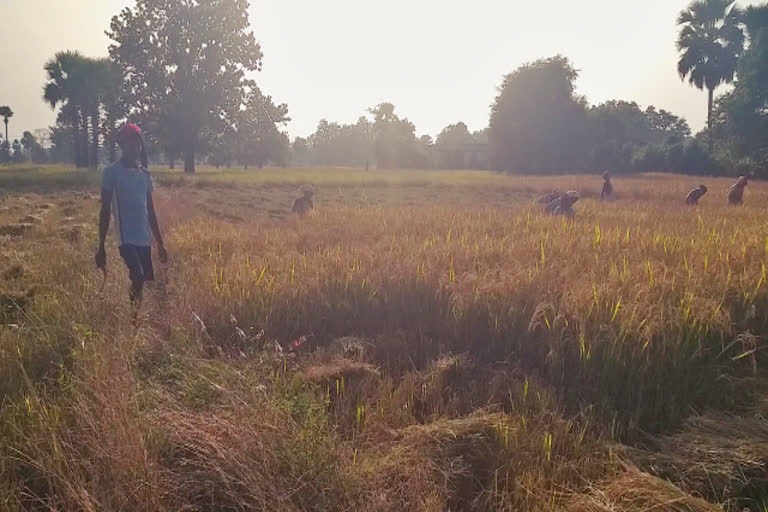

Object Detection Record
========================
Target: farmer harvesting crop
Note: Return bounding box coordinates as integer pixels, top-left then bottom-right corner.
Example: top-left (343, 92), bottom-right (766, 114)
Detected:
top-left (292, 185), bottom-right (315, 216)
top-left (727, 176), bottom-right (748, 205)
top-left (545, 190), bottom-right (579, 217)
top-left (601, 171), bottom-right (615, 201)
top-left (95, 123), bottom-right (167, 321)
top-left (537, 190), bottom-right (561, 205)
top-left (685, 184), bottom-right (707, 205)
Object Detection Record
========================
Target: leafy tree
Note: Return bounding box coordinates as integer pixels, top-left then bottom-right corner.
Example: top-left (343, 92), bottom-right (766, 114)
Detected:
top-left (677, 0), bottom-right (745, 134)
top-left (0, 106), bottom-right (13, 149)
top-left (11, 140), bottom-right (24, 163)
top-left (108, 0), bottom-right (264, 174)
top-left (645, 106), bottom-right (691, 142)
top-left (43, 51), bottom-right (91, 167)
top-left (307, 117), bottom-right (372, 167)
top-left (587, 101), bottom-right (693, 172)
top-left (436, 122), bottom-right (475, 169)
top-left (369, 102), bottom-right (419, 168)
top-left (237, 87), bottom-right (290, 168)
top-left (291, 137), bottom-right (309, 166)
top-left (489, 56), bottom-right (589, 173)
top-left (717, 5), bottom-right (768, 169)
top-left (21, 131), bottom-right (46, 162)
top-left (48, 122), bottom-right (76, 163)
top-left (85, 58), bottom-right (122, 166)
top-left (0, 139), bottom-right (8, 164)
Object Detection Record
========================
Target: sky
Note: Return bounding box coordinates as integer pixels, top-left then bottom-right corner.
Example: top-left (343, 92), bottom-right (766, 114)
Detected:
top-left (0, 0), bottom-right (760, 143)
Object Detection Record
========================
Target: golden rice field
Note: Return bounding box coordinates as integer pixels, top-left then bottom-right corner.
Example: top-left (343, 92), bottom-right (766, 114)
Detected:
top-left (1, 165), bottom-right (767, 511)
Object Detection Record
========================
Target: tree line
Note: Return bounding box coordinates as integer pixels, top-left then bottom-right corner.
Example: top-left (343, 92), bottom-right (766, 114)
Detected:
top-left (1, 0), bottom-right (766, 176)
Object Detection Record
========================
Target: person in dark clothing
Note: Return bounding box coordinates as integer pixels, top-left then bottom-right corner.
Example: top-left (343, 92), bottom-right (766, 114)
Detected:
top-left (601, 171), bottom-right (615, 201)
top-left (728, 176), bottom-right (748, 205)
top-left (537, 190), bottom-right (561, 205)
top-left (685, 184), bottom-right (708, 205)
top-left (545, 191), bottom-right (579, 217)
top-left (292, 186), bottom-right (315, 216)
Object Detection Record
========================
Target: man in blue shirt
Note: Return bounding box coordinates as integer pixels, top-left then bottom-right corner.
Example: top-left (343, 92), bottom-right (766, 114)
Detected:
top-left (95, 123), bottom-right (167, 316)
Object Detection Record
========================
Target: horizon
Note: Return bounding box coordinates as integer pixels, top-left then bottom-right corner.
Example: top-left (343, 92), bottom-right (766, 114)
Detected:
top-left (0, 0), bottom-right (760, 143)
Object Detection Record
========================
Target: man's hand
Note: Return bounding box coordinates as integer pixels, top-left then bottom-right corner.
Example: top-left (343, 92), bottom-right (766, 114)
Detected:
top-left (95, 247), bottom-right (107, 269)
top-left (158, 244), bottom-right (168, 264)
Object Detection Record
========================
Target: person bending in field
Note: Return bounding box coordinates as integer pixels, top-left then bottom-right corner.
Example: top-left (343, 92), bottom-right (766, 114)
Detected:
top-left (685, 184), bottom-right (707, 205)
top-left (601, 171), bottom-right (615, 201)
top-left (728, 176), bottom-right (748, 205)
top-left (292, 186), bottom-right (314, 216)
top-left (537, 190), bottom-right (561, 205)
top-left (95, 123), bottom-right (167, 321)
top-left (545, 191), bottom-right (579, 218)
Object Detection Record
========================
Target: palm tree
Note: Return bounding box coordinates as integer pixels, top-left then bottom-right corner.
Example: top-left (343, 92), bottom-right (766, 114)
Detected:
top-left (0, 106), bottom-right (13, 145)
top-left (677, 0), bottom-right (745, 136)
top-left (43, 51), bottom-right (90, 167)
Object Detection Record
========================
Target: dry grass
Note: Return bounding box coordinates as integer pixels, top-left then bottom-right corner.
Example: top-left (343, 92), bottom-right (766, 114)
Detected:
top-left (2, 166), bottom-right (768, 510)
top-left (568, 465), bottom-right (724, 512)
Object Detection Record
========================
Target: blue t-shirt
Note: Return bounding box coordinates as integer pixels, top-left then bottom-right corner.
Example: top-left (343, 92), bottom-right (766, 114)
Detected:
top-left (102, 161), bottom-right (154, 247)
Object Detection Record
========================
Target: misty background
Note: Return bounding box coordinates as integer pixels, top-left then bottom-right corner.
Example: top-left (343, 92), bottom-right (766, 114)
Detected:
top-left (2, 0), bottom-right (759, 142)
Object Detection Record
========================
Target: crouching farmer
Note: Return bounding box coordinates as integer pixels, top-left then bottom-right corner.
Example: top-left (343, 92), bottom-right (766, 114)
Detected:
top-left (545, 190), bottom-right (579, 218)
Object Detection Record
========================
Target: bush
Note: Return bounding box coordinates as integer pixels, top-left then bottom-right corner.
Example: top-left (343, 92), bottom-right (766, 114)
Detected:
top-left (631, 144), bottom-right (667, 171)
top-left (678, 140), bottom-right (721, 175)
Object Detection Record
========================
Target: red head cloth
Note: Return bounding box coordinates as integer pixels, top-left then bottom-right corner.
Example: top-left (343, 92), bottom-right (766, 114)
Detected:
top-left (116, 123), bottom-right (142, 145)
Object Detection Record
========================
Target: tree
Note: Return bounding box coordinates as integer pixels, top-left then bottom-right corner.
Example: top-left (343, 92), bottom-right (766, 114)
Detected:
top-left (108, 0), bottom-right (264, 174)
top-left (21, 131), bottom-right (46, 162)
top-left (49, 122), bottom-right (76, 164)
top-left (11, 140), bottom-right (24, 163)
top-left (82, 58), bottom-right (122, 167)
top-left (43, 51), bottom-right (91, 167)
top-left (0, 136), bottom-right (8, 164)
top-left (0, 106), bottom-right (13, 148)
top-left (645, 106), bottom-right (691, 142)
top-left (237, 87), bottom-right (290, 168)
top-left (489, 56), bottom-right (589, 173)
top-left (677, 0), bottom-right (745, 135)
top-left (436, 122), bottom-right (475, 169)
top-left (291, 137), bottom-right (309, 166)
top-left (369, 103), bottom-right (419, 168)
top-left (717, 5), bottom-right (768, 168)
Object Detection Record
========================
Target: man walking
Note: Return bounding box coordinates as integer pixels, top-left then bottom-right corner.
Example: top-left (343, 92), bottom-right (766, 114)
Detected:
top-left (95, 124), bottom-right (167, 320)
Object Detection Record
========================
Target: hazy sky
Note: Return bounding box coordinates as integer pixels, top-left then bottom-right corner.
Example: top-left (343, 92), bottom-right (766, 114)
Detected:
top-left (0, 0), bottom-right (759, 143)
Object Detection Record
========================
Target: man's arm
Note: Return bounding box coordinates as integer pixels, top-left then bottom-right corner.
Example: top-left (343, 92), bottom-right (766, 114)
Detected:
top-left (148, 191), bottom-right (168, 262)
top-left (96, 189), bottom-right (111, 268)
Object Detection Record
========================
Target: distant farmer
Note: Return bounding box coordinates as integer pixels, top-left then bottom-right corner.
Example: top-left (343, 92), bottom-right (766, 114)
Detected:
top-left (95, 123), bottom-right (167, 321)
top-left (685, 184), bottom-right (708, 205)
top-left (727, 176), bottom-right (748, 205)
top-left (292, 185), bottom-right (314, 216)
top-left (545, 191), bottom-right (579, 218)
top-left (601, 171), bottom-right (615, 201)
top-left (537, 190), bottom-right (561, 205)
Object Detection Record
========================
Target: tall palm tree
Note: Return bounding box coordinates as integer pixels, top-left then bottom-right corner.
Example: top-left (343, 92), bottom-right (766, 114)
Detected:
top-left (677, 0), bottom-right (745, 135)
top-left (43, 51), bottom-right (90, 167)
top-left (0, 106), bottom-right (13, 146)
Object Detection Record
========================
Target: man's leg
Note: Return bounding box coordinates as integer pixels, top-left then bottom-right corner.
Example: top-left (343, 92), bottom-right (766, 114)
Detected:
top-left (120, 245), bottom-right (146, 324)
